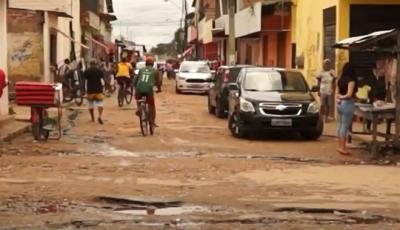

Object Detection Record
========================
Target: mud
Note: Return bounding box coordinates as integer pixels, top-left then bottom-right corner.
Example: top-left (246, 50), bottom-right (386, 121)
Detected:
top-left (1, 80), bottom-right (400, 229)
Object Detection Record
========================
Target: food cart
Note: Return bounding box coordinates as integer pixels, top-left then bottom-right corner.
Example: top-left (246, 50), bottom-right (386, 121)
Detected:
top-left (15, 82), bottom-right (63, 141)
top-left (334, 29), bottom-right (400, 156)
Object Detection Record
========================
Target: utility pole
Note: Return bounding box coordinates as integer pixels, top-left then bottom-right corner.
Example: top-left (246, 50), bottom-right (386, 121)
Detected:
top-left (183, 0), bottom-right (188, 52)
top-left (228, 0), bottom-right (236, 65)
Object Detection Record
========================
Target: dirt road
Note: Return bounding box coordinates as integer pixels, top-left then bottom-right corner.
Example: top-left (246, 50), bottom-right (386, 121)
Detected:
top-left (1, 80), bottom-right (400, 229)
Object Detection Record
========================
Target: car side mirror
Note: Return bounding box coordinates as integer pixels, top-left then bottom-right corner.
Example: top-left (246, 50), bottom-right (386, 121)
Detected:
top-left (228, 83), bottom-right (239, 91)
top-left (310, 85), bottom-right (319, 92)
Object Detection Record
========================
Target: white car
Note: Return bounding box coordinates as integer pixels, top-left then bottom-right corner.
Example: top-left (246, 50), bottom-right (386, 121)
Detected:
top-left (175, 61), bottom-right (213, 94)
top-left (134, 61), bottom-right (157, 75)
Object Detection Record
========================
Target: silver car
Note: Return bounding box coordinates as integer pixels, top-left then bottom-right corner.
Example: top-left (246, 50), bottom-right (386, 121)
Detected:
top-left (175, 61), bottom-right (213, 94)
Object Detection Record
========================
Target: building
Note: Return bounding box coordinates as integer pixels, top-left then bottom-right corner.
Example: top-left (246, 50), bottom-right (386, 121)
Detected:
top-left (235, 0), bottom-right (292, 67)
top-left (80, 0), bottom-right (116, 62)
top-left (5, 0), bottom-right (98, 85)
top-left (193, 0), bottom-right (219, 60)
top-left (0, 0), bottom-right (8, 115)
top-left (292, 0), bottom-right (400, 83)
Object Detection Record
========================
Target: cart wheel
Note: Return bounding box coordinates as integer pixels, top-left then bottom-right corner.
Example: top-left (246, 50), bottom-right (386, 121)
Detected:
top-left (32, 122), bottom-right (41, 140)
top-left (43, 130), bottom-right (50, 140)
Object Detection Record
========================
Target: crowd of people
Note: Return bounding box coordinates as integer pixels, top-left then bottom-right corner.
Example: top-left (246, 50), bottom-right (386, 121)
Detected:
top-left (51, 54), bottom-right (162, 127)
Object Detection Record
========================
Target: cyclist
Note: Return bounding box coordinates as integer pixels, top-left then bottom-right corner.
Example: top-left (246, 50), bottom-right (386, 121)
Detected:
top-left (116, 57), bottom-right (133, 94)
top-left (135, 54), bottom-right (161, 127)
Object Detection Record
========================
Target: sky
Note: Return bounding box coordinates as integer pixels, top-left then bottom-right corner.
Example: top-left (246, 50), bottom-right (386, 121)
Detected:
top-left (112, 0), bottom-right (193, 49)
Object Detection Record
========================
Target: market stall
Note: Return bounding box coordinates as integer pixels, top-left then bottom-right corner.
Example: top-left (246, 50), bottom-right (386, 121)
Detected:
top-left (334, 29), bottom-right (400, 156)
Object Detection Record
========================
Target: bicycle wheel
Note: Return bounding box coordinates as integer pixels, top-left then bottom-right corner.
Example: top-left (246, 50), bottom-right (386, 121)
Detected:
top-left (74, 88), bottom-right (84, 106)
top-left (117, 87), bottom-right (124, 107)
top-left (125, 84), bottom-right (134, 104)
top-left (148, 104), bottom-right (154, 135)
top-left (139, 104), bottom-right (149, 136)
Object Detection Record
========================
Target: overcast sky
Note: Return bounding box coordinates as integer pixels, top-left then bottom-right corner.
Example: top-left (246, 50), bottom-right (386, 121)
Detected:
top-left (112, 0), bottom-right (193, 49)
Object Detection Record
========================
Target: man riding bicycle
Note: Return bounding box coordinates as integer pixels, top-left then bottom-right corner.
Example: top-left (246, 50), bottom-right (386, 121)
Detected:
top-left (135, 54), bottom-right (161, 127)
top-left (116, 57), bottom-right (133, 94)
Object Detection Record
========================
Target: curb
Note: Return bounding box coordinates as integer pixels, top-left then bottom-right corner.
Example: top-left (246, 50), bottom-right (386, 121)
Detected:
top-left (2, 101), bottom-right (75, 142)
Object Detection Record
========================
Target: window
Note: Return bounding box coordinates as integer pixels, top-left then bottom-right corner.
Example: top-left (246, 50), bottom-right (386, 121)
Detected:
top-left (244, 71), bottom-right (308, 92)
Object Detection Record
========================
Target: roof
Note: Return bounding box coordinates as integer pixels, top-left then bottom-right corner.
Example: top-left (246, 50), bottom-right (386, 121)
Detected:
top-left (106, 0), bottom-right (114, 13)
top-left (100, 13), bottom-right (117, 21)
top-left (334, 29), bottom-right (398, 51)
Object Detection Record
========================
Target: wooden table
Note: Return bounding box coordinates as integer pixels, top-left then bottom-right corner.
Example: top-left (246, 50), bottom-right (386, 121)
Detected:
top-left (352, 103), bottom-right (396, 156)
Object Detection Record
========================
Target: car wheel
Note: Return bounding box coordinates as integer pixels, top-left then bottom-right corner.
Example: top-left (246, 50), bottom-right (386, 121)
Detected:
top-left (208, 96), bottom-right (215, 114)
top-left (215, 98), bottom-right (227, 118)
top-left (175, 84), bottom-right (181, 94)
top-left (301, 119), bottom-right (323, 140)
top-left (228, 112), bottom-right (247, 138)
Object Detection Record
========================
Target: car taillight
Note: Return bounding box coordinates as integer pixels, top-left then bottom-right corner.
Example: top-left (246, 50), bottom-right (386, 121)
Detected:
top-left (223, 70), bottom-right (230, 82)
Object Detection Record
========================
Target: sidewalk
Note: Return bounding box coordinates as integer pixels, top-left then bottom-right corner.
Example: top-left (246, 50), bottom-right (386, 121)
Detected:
top-left (0, 101), bottom-right (74, 142)
top-left (0, 113), bottom-right (30, 142)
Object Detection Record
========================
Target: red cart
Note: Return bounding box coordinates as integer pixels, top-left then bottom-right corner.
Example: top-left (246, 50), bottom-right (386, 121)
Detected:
top-left (15, 82), bottom-right (63, 140)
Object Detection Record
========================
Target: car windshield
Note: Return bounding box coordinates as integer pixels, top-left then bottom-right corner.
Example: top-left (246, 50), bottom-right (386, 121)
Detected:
top-left (180, 63), bottom-right (210, 73)
top-left (244, 71), bottom-right (308, 92)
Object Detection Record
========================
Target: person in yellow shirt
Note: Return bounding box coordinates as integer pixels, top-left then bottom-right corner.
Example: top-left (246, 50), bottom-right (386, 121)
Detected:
top-left (116, 57), bottom-right (133, 93)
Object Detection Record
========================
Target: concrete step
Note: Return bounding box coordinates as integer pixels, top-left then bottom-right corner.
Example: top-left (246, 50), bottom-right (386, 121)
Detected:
top-left (0, 120), bottom-right (30, 142)
top-left (0, 115), bottom-right (14, 128)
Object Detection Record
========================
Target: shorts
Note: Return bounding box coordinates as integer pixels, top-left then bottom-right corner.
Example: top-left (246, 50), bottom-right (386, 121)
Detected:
top-left (320, 94), bottom-right (333, 107)
top-left (116, 77), bottom-right (131, 88)
top-left (87, 93), bottom-right (104, 108)
top-left (135, 91), bottom-right (155, 108)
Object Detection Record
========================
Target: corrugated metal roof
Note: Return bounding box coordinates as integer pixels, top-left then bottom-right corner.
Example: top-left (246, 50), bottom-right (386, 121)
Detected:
top-left (334, 29), bottom-right (397, 50)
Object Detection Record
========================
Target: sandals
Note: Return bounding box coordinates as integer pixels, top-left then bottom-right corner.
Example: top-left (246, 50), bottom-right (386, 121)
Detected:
top-left (336, 148), bottom-right (351, 156)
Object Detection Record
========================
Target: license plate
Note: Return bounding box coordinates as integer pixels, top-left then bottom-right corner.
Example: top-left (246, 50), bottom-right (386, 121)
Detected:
top-left (271, 119), bottom-right (292, 127)
top-left (188, 84), bottom-right (203, 88)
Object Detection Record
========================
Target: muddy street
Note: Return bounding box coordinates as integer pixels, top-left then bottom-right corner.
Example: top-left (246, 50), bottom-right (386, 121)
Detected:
top-left (1, 81), bottom-right (400, 229)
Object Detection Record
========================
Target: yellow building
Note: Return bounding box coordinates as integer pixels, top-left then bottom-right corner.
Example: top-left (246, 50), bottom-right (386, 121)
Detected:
top-left (292, 0), bottom-right (400, 83)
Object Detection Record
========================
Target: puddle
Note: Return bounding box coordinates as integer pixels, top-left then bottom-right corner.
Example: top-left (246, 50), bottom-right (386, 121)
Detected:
top-left (116, 206), bottom-right (209, 216)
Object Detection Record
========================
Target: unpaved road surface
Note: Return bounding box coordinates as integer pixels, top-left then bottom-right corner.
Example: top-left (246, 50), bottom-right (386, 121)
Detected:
top-left (1, 80), bottom-right (400, 229)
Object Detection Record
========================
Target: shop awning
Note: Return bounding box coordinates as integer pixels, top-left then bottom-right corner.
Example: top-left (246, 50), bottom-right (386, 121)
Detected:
top-left (89, 37), bottom-right (110, 54)
top-left (182, 46), bottom-right (194, 57)
top-left (51, 27), bottom-right (89, 49)
top-left (334, 29), bottom-right (397, 51)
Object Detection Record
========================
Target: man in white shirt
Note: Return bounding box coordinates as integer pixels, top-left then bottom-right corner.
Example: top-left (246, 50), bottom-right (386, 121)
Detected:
top-left (316, 59), bottom-right (336, 122)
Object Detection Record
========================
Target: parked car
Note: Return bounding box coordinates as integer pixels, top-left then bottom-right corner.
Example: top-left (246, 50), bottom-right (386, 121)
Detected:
top-left (227, 67), bottom-right (323, 140)
top-left (175, 61), bottom-right (213, 94)
top-left (208, 65), bottom-right (250, 118)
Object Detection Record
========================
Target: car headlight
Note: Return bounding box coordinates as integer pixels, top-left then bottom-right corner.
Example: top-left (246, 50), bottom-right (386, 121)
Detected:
top-left (307, 101), bottom-right (320, 114)
top-left (240, 98), bottom-right (255, 112)
top-left (178, 76), bottom-right (185, 80)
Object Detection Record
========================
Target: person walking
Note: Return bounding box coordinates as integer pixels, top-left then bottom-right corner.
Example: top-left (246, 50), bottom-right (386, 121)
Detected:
top-left (336, 63), bottom-right (357, 155)
top-left (83, 60), bottom-right (105, 124)
top-left (316, 59), bottom-right (336, 122)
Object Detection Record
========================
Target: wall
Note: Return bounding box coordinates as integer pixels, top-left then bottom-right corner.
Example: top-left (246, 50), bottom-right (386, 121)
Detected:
top-left (7, 8), bottom-right (44, 82)
top-left (291, 0), bottom-right (337, 82)
top-left (0, 0), bottom-right (8, 115)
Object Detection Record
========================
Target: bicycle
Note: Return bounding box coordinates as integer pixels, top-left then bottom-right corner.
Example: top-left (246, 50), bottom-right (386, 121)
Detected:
top-left (117, 78), bottom-right (134, 107)
top-left (137, 96), bottom-right (154, 136)
top-left (62, 70), bottom-right (84, 106)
